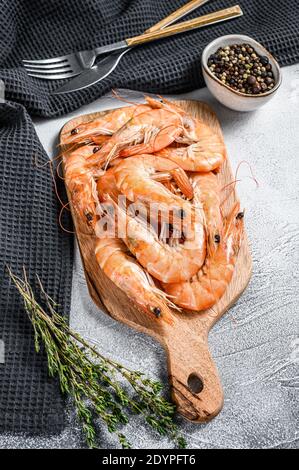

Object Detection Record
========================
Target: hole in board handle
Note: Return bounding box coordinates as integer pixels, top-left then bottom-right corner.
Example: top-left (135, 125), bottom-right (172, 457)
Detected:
top-left (187, 373), bottom-right (204, 394)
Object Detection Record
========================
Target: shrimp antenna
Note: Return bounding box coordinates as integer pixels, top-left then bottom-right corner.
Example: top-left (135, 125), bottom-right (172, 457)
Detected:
top-left (58, 203), bottom-right (74, 234)
top-left (56, 159), bottom-right (65, 181)
top-left (220, 160), bottom-right (259, 207)
top-left (34, 151), bottom-right (64, 169)
top-left (235, 160), bottom-right (259, 188)
top-left (111, 89), bottom-right (138, 106)
top-left (49, 160), bottom-right (70, 210)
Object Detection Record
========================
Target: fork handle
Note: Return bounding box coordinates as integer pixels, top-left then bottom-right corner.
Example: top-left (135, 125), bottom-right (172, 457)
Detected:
top-left (145, 0), bottom-right (211, 33)
top-left (126, 6), bottom-right (242, 47)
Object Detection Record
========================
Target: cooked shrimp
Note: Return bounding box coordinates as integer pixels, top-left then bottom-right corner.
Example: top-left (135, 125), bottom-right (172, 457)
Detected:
top-left (97, 167), bottom-right (120, 203)
top-left (144, 96), bottom-right (225, 172)
top-left (64, 145), bottom-right (104, 228)
top-left (106, 195), bottom-right (206, 284)
top-left (162, 203), bottom-right (244, 311)
top-left (95, 230), bottom-right (175, 325)
top-left (191, 172), bottom-right (223, 255)
top-left (88, 108), bottom-right (183, 168)
top-left (62, 104), bottom-right (152, 145)
top-left (97, 168), bottom-right (154, 229)
top-left (113, 155), bottom-right (194, 210)
top-left (157, 139), bottom-right (225, 172)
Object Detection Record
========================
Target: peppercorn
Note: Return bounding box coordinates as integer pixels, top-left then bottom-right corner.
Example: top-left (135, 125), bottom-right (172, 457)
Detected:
top-left (207, 43), bottom-right (275, 95)
top-left (252, 84), bottom-right (261, 94)
top-left (260, 55), bottom-right (269, 65)
top-left (247, 75), bottom-right (256, 85)
top-left (265, 77), bottom-right (273, 85)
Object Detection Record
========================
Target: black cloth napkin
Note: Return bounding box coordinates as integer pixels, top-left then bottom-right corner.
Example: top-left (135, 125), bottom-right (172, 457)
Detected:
top-left (0, 0), bottom-right (298, 437)
top-left (0, 101), bottom-right (73, 435)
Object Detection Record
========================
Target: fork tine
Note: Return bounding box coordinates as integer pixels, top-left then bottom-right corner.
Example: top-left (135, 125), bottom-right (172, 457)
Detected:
top-left (27, 71), bottom-right (78, 80)
top-left (24, 65), bottom-right (73, 74)
top-left (22, 55), bottom-right (70, 65)
top-left (23, 61), bottom-right (71, 70)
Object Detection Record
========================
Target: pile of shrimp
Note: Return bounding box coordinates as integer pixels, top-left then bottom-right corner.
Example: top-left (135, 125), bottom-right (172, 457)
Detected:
top-left (63, 95), bottom-right (244, 325)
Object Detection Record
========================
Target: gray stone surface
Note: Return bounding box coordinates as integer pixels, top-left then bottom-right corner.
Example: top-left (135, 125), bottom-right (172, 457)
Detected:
top-left (1, 64), bottom-right (298, 449)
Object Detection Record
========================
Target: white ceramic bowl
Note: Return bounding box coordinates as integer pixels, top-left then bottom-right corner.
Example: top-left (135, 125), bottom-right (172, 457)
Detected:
top-left (201, 34), bottom-right (282, 112)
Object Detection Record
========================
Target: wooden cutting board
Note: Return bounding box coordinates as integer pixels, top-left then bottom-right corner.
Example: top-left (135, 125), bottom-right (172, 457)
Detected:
top-left (60, 100), bottom-right (252, 422)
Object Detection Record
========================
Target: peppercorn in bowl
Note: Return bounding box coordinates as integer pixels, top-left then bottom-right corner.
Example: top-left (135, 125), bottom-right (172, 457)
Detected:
top-left (201, 35), bottom-right (282, 112)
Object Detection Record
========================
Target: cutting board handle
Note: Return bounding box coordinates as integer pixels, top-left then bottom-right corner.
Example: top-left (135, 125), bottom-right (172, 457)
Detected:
top-left (165, 329), bottom-right (224, 422)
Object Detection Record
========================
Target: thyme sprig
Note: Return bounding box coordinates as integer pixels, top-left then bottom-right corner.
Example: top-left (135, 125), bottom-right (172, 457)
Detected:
top-left (8, 268), bottom-right (186, 449)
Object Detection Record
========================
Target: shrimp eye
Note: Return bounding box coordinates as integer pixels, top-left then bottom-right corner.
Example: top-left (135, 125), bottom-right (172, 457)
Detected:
top-left (85, 211), bottom-right (93, 222)
top-left (214, 234), bottom-right (221, 243)
top-left (152, 307), bottom-right (161, 318)
top-left (236, 212), bottom-right (244, 220)
top-left (93, 146), bottom-right (100, 153)
top-left (71, 127), bottom-right (79, 135)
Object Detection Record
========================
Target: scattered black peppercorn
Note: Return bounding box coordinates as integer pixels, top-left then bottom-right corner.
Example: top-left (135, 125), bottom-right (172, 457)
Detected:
top-left (71, 128), bottom-right (79, 135)
top-left (208, 43), bottom-right (275, 95)
top-left (236, 212), bottom-right (244, 220)
top-left (214, 234), bottom-right (221, 243)
top-left (93, 146), bottom-right (100, 153)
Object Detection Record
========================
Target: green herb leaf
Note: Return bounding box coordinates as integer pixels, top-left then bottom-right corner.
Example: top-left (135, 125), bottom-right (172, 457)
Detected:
top-left (8, 267), bottom-right (186, 450)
